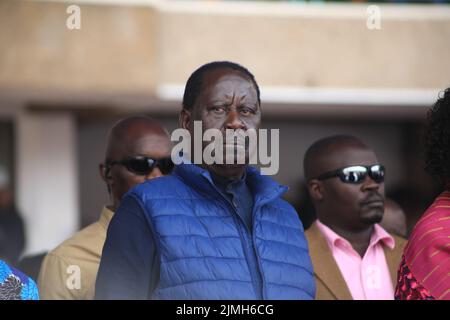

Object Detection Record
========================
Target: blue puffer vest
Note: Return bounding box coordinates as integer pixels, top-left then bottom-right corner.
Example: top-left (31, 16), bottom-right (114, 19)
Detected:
top-left (131, 163), bottom-right (315, 300)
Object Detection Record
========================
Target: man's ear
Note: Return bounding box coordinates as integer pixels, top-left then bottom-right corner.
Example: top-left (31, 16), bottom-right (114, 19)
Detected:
top-left (179, 109), bottom-right (191, 130)
top-left (307, 179), bottom-right (324, 202)
top-left (99, 163), bottom-right (111, 182)
top-left (99, 163), bottom-right (112, 195)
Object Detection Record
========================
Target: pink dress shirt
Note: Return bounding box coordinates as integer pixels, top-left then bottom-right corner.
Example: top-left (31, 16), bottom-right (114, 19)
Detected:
top-left (316, 220), bottom-right (395, 300)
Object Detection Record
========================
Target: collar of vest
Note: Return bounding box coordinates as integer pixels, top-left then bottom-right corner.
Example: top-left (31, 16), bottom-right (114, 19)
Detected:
top-left (173, 163), bottom-right (288, 206)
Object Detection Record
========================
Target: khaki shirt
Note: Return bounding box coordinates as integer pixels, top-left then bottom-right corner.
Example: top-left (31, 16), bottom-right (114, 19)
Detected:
top-left (38, 207), bottom-right (114, 300)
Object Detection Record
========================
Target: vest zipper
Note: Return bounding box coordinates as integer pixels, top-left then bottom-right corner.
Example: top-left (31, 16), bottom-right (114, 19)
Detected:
top-left (251, 203), bottom-right (266, 300)
top-left (208, 183), bottom-right (264, 299)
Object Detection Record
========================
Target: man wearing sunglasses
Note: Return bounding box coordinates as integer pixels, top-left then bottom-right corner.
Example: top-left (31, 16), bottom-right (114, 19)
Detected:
top-left (95, 61), bottom-right (315, 300)
top-left (303, 135), bottom-right (405, 300)
top-left (38, 116), bottom-right (172, 299)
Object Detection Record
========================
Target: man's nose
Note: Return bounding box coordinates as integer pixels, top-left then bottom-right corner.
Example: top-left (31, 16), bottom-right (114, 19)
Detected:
top-left (225, 110), bottom-right (246, 130)
top-left (362, 175), bottom-right (380, 191)
top-left (145, 167), bottom-right (163, 180)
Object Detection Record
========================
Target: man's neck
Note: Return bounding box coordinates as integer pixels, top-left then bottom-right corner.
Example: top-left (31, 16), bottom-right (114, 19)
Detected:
top-left (202, 163), bottom-right (246, 181)
top-left (320, 219), bottom-right (374, 258)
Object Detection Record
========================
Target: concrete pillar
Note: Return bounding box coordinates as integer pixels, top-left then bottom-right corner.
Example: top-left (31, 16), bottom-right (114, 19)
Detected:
top-left (16, 111), bottom-right (79, 255)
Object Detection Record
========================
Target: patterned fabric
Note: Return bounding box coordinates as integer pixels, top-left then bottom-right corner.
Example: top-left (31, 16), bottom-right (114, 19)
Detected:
top-left (0, 260), bottom-right (39, 300)
top-left (395, 190), bottom-right (450, 300)
top-left (395, 255), bottom-right (434, 300)
top-left (132, 163), bottom-right (316, 300)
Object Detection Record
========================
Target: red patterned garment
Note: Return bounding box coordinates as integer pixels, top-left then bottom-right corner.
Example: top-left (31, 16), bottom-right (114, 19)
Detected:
top-left (395, 190), bottom-right (450, 300)
top-left (395, 255), bottom-right (434, 300)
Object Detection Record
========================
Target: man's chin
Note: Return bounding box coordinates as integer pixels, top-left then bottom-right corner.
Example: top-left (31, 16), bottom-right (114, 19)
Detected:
top-left (361, 211), bottom-right (383, 225)
top-left (206, 163), bottom-right (247, 180)
top-left (222, 146), bottom-right (249, 164)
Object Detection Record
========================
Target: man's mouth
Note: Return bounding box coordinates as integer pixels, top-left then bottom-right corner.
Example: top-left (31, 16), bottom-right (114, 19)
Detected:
top-left (361, 197), bottom-right (384, 207)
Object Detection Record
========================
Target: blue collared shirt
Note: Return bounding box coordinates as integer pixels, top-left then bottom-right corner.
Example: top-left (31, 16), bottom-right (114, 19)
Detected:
top-left (210, 171), bottom-right (254, 231)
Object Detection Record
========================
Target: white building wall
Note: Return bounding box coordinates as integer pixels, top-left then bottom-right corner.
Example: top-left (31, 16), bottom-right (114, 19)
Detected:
top-left (16, 111), bottom-right (79, 255)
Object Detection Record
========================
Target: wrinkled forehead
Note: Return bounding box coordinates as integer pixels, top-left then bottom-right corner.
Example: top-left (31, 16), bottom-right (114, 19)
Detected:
top-left (200, 69), bottom-right (258, 102)
top-left (321, 145), bottom-right (379, 172)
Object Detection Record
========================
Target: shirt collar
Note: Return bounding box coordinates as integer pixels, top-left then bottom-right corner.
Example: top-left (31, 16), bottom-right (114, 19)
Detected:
top-left (173, 161), bottom-right (287, 206)
top-left (316, 219), bottom-right (395, 250)
top-left (371, 223), bottom-right (395, 250)
top-left (316, 220), bottom-right (351, 249)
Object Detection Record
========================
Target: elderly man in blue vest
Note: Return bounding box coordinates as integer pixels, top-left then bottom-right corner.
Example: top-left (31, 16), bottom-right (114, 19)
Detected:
top-left (95, 61), bottom-right (315, 300)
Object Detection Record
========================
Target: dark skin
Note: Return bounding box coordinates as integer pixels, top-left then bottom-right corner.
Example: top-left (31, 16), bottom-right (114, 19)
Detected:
top-left (307, 142), bottom-right (385, 257)
top-left (99, 118), bottom-right (172, 211)
top-left (180, 68), bottom-right (261, 180)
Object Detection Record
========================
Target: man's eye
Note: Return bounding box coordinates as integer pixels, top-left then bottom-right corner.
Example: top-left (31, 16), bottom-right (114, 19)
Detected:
top-left (212, 107), bottom-right (225, 114)
top-left (240, 108), bottom-right (253, 115)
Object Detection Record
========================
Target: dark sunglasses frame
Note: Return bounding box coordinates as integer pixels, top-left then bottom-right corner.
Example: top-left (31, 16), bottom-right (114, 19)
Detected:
top-left (314, 164), bottom-right (385, 184)
top-left (105, 156), bottom-right (174, 176)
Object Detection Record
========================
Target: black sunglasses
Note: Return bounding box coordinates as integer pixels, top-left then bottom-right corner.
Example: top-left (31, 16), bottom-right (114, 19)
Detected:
top-left (106, 156), bottom-right (174, 176)
top-left (314, 164), bottom-right (385, 184)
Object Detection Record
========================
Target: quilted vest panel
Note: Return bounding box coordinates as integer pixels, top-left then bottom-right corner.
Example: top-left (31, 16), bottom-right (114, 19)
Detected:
top-left (131, 164), bottom-right (315, 300)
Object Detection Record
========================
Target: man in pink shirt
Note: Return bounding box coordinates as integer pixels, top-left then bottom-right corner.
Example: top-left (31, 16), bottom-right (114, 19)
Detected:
top-left (303, 135), bottom-right (406, 300)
